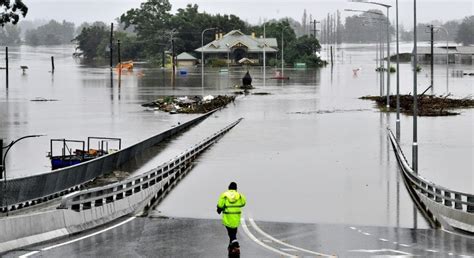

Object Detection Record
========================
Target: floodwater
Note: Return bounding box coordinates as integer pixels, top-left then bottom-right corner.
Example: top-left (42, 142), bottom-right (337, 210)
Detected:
top-left (0, 44), bottom-right (472, 230)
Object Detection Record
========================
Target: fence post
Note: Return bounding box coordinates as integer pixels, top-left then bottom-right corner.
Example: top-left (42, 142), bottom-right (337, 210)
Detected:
top-left (51, 56), bottom-right (55, 73)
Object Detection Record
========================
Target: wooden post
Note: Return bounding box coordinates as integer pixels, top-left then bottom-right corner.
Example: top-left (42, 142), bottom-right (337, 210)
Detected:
top-left (330, 46), bottom-right (333, 65)
top-left (51, 56), bottom-right (55, 73)
top-left (117, 40), bottom-right (121, 64)
top-left (5, 47), bottom-right (8, 89)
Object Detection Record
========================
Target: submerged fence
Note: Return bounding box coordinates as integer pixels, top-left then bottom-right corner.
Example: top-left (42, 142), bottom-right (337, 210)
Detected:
top-left (0, 111), bottom-right (216, 212)
top-left (59, 118), bottom-right (243, 212)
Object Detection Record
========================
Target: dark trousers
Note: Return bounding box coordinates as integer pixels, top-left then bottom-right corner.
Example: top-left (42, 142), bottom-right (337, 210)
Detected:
top-left (226, 226), bottom-right (238, 243)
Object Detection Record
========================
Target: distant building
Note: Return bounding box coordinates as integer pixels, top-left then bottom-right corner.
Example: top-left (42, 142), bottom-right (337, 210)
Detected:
top-left (195, 30), bottom-right (278, 65)
top-left (176, 52), bottom-right (198, 67)
top-left (414, 46), bottom-right (474, 64)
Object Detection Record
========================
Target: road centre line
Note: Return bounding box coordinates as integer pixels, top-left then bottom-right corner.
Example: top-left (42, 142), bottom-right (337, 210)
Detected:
top-left (248, 217), bottom-right (335, 257)
top-left (240, 217), bottom-right (295, 257)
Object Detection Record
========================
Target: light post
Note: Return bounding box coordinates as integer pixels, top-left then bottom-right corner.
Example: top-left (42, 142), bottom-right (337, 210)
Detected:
top-left (434, 26), bottom-right (449, 95)
top-left (395, 0), bottom-right (400, 140)
top-left (225, 43), bottom-right (230, 71)
top-left (1, 135), bottom-right (44, 211)
top-left (201, 27), bottom-right (217, 94)
top-left (344, 9), bottom-right (386, 96)
top-left (263, 21), bottom-right (266, 88)
top-left (413, 0), bottom-right (418, 174)
top-left (350, 1), bottom-right (392, 107)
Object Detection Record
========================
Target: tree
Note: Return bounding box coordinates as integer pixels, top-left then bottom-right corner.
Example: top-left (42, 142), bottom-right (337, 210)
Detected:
top-left (24, 20), bottom-right (75, 45)
top-left (0, 24), bottom-right (21, 45)
top-left (0, 0), bottom-right (27, 26)
top-left (456, 16), bottom-right (474, 45)
top-left (74, 25), bottom-right (109, 59)
top-left (120, 0), bottom-right (172, 62)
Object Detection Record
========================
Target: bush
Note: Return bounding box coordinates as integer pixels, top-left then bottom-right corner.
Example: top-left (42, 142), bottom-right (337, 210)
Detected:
top-left (208, 59), bottom-right (227, 67)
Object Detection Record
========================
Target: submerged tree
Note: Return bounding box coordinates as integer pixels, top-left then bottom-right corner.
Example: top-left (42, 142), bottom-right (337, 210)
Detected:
top-left (0, 0), bottom-right (28, 26)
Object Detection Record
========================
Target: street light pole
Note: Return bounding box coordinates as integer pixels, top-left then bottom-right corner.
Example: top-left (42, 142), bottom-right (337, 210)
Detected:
top-left (413, 0), bottom-right (418, 174)
top-left (1, 135), bottom-right (44, 212)
top-left (434, 26), bottom-right (449, 95)
top-left (263, 21), bottom-right (266, 88)
top-left (201, 27), bottom-right (217, 94)
top-left (395, 0), bottom-right (400, 140)
top-left (349, 1), bottom-right (392, 106)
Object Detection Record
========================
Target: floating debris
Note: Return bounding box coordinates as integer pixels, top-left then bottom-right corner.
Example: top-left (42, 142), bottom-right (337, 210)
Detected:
top-left (30, 97), bottom-right (58, 102)
top-left (360, 94), bottom-right (474, 116)
top-left (84, 170), bottom-right (131, 188)
top-left (142, 95), bottom-right (235, 114)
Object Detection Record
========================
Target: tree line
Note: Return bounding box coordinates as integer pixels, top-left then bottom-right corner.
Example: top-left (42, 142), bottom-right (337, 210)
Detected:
top-left (74, 0), bottom-right (323, 67)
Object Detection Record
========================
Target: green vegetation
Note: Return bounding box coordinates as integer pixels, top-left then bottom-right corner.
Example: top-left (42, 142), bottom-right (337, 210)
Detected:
top-left (74, 0), bottom-right (323, 66)
top-left (25, 20), bottom-right (75, 46)
top-left (0, 0), bottom-right (27, 26)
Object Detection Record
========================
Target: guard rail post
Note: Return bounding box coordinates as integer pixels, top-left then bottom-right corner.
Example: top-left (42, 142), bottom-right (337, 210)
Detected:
top-left (467, 196), bottom-right (474, 213)
top-left (454, 194), bottom-right (462, 210)
top-left (443, 191), bottom-right (452, 207)
top-left (435, 189), bottom-right (442, 203)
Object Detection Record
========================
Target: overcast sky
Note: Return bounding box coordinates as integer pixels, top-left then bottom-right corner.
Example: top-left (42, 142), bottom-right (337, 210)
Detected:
top-left (23, 0), bottom-right (473, 28)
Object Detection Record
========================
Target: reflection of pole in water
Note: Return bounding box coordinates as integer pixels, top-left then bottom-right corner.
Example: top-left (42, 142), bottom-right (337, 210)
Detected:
top-left (386, 112), bottom-right (391, 225)
top-left (413, 205), bottom-right (418, 229)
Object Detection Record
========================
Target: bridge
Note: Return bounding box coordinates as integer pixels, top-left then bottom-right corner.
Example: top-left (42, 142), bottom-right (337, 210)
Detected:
top-left (0, 112), bottom-right (473, 257)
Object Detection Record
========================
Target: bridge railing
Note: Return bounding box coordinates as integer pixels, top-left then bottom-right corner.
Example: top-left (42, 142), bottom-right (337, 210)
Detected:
top-left (59, 118), bottom-right (243, 211)
top-left (0, 110), bottom-right (217, 212)
top-left (388, 129), bottom-right (474, 214)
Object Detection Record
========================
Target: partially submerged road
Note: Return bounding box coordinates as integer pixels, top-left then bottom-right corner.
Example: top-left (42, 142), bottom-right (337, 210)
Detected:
top-left (9, 215), bottom-right (474, 257)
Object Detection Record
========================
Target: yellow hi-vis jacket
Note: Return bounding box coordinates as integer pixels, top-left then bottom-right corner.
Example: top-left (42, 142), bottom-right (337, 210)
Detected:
top-left (217, 190), bottom-right (246, 228)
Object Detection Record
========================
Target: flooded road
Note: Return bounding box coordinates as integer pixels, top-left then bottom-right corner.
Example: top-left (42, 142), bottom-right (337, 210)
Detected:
top-left (0, 44), bottom-right (472, 229)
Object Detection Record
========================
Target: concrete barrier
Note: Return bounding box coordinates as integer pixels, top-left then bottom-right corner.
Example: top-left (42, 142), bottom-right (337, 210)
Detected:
top-left (0, 118), bottom-right (243, 254)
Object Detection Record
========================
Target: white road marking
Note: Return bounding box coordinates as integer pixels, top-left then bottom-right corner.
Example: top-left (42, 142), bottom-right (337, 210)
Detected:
top-left (240, 218), bottom-right (295, 257)
top-left (426, 249), bottom-right (438, 253)
top-left (349, 249), bottom-right (412, 255)
top-left (350, 227), bottom-right (357, 230)
top-left (399, 243), bottom-right (411, 247)
top-left (363, 232), bottom-right (371, 236)
top-left (281, 248), bottom-right (298, 252)
top-left (248, 217), bottom-right (335, 257)
top-left (379, 238), bottom-right (389, 242)
top-left (19, 251), bottom-right (39, 258)
top-left (19, 216), bottom-right (136, 257)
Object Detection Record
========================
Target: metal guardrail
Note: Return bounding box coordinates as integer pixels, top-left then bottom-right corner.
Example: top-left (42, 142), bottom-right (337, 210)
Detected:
top-left (59, 118), bottom-right (243, 211)
top-left (387, 129), bottom-right (474, 214)
top-left (0, 110), bottom-right (217, 212)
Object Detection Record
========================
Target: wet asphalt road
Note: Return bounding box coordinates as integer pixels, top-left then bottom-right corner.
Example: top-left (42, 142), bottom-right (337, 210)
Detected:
top-left (8, 216), bottom-right (474, 257)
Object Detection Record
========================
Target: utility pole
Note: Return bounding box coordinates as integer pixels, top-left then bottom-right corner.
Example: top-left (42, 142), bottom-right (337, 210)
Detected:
top-left (5, 47), bottom-right (8, 89)
top-left (172, 39), bottom-right (176, 76)
top-left (430, 25), bottom-right (434, 94)
top-left (110, 23), bottom-right (114, 68)
top-left (310, 19), bottom-right (320, 38)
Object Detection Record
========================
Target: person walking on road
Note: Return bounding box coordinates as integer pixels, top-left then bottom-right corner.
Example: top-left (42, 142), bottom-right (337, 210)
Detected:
top-left (217, 182), bottom-right (246, 256)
